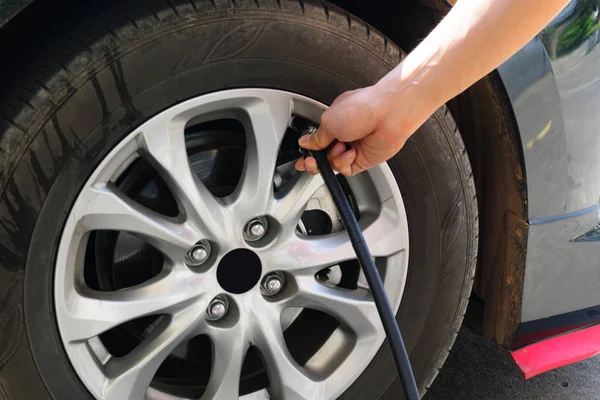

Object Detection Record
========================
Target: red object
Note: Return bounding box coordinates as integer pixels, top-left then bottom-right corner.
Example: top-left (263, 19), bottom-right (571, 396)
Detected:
top-left (511, 324), bottom-right (600, 379)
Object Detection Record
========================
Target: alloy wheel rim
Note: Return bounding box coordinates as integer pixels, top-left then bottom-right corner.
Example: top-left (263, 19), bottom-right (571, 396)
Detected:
top-left (54, 89), bottom-right (410, 400)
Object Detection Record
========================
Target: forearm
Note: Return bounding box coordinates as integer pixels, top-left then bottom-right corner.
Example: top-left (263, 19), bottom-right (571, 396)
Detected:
top-left (298, 0), bottom-right (572, 175)
top-left (377, 0), bottom-right (570, 115)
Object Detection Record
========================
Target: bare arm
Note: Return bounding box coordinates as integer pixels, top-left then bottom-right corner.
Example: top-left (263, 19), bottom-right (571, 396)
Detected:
top-left (297, 0), bottom-right (571, 176)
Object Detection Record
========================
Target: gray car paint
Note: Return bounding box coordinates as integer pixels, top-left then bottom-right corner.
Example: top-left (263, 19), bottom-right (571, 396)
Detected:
top-left (498, 0), bottom-right (600, 322)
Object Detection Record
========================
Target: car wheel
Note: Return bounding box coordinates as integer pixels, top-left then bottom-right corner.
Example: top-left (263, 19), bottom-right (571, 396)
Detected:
top-left (0, 1), bottom-right (477, 399)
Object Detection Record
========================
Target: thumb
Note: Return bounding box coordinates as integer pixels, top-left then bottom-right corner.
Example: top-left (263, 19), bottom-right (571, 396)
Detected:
top-left (299, 126), bottom-right (334, 150)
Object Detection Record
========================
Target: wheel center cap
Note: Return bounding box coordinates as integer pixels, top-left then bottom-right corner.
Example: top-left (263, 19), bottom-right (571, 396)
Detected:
top-left (217, 248), bottom-right (262, 294)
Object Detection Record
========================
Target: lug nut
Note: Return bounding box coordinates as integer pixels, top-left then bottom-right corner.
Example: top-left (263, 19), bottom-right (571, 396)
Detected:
top-left (207, 295), bottom-right (229, 321)
top-left (261, 272), bottom-right (285, 296)
top-left (192, 247), bottom-right (208, 262)
top-left (244, 217), bottom-right (268, 242)
top-left (187, 241), bottom-right (211, 266)
top-left (266, 276), bottom-right (283, 293)
top-left (250, 222), bottom-right (266, 237)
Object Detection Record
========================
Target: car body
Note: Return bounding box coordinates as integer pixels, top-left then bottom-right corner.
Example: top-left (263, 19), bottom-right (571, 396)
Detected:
top-left (0, 0), bottom-right (598, 394)
top-left (500, 0), bottom-right (600, 329)
top-left (497, 0), bottom-right (600, 376)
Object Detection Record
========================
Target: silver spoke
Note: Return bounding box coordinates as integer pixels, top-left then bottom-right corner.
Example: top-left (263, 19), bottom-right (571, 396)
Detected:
top-left (230, 91), bottom-right (293, 220)
top-left (270, 231), bottom-right (356, 274)
top-left (103, 309), bottom-right (200, 400)
top-left (291, 276), bottom-right (381, 338)
top-left (61, 269), bottom-right (205, 342)
top-left (362, 197), bottom-right (406, 258)
top-left (271, 172), bottom-right (326, 230)
top-left (201, 321), bottom-right (249, 399)
top-left (252, 306), bottom-right (323, 400)
top-left (73, 183), bottom-right (198, 260)
top-left (268, 197), bottom-right (405, 273)
top-left (138, 122), bottom-right (229, 241)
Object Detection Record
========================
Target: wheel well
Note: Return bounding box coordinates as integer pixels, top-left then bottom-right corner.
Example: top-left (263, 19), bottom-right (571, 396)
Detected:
top-left (0, 0), bottom-right (528, 347)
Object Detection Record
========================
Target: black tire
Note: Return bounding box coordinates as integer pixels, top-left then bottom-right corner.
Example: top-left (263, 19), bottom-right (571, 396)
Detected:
top-left (0, 0), bottom-right (477, 399)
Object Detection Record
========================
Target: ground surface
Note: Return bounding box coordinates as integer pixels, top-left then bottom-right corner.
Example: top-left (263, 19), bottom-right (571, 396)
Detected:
top-left (425, 327), bottom-right (600, 400)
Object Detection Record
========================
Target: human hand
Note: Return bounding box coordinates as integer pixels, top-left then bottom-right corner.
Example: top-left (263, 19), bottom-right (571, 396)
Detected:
top-left (295, 82), bottom-right (434, 176)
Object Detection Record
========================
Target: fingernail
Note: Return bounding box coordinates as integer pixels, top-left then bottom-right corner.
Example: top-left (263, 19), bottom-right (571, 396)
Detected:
top-left (342, 151), bottom-right (355, 161)
top-left (299, 135), bottom-right (310, 146)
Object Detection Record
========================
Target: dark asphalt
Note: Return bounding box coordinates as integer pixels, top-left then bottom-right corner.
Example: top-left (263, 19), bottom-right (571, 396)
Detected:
top-left (424, 327), bottom-right (600, 400)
